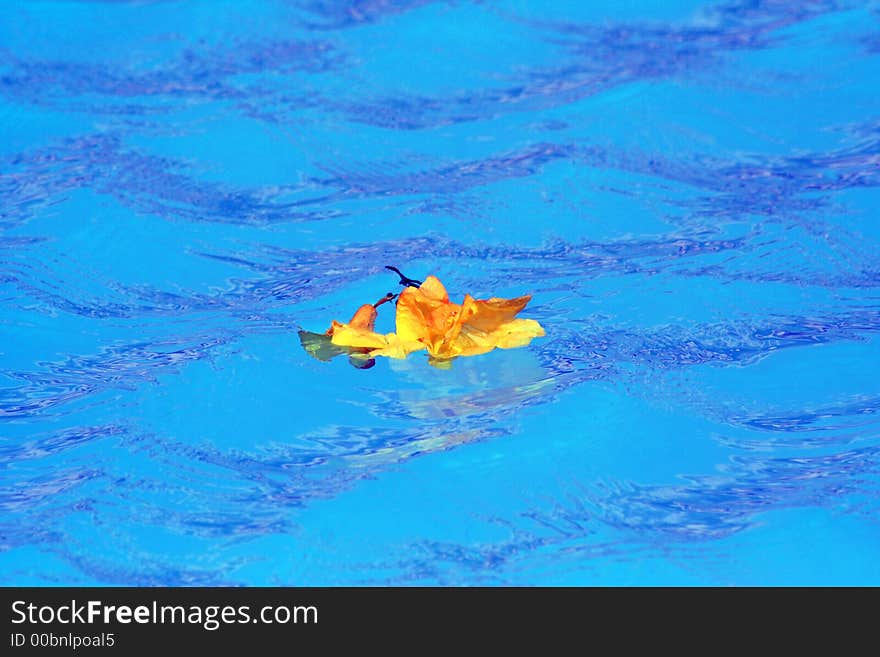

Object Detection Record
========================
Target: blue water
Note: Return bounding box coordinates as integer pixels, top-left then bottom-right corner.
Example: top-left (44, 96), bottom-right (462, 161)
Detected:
top-left (2, 0), bottom-right (879, 586)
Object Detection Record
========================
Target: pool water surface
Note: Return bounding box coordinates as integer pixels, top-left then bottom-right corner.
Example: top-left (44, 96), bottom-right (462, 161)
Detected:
top-left (1, 0), bottom-right (880, 585)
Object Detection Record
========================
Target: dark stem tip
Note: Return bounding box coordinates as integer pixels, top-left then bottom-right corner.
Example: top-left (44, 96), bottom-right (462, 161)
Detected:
top-left (384, 265), bottom-right (422, 289)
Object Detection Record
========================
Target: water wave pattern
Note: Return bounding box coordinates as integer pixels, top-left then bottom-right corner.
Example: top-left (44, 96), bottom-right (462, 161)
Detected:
top-left (1, 0), bottom-right (879, 584)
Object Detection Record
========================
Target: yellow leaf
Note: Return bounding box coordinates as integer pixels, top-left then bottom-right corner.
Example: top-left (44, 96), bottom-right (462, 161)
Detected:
top-left (331, 324), bottom-right (424, 359)
top-left (301, 275), bottom-right (544, 366)
top-left (391, 276), bottom-right (545, 360)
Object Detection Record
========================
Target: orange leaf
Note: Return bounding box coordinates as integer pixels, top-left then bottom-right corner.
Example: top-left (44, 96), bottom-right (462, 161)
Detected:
top-left (303, 275), bottom-right (544, 366)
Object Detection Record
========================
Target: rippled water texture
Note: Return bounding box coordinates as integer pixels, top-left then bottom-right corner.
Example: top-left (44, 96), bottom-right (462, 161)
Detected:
top-left (2, 0), bottom-right (879, 585)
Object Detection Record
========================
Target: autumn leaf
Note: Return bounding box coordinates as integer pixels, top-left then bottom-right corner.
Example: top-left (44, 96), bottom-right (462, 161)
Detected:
top-left (304, 272), bottom-right (545, 367)
top-left (328, 322), bottom-right (425, 360)
top-left (299, 292), bottom-right (397, 369)
top-left (393, 275), bottom-right (545, 360)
